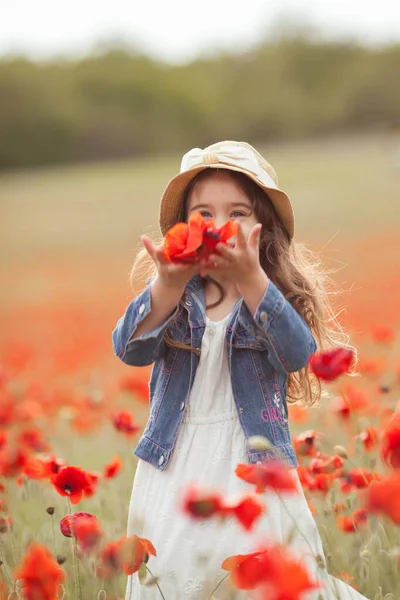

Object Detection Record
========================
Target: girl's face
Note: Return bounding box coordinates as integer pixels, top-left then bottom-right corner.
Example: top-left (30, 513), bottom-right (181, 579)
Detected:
top-left (187, 171), bottom-right (258, 239)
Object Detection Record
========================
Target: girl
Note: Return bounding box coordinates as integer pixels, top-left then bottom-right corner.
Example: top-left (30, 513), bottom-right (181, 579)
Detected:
top-left (112, 141), bottom-right (368, 600)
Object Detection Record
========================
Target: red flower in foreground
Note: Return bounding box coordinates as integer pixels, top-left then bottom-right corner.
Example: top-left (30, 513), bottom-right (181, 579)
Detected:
top-left (222, 549), bottom-right (269, 590)
top-left (162, 212), bottom-right (237, 264)
top-left (365, 471), bottom-right (400, 525)
top-left (222, 545), bottom-right (320, 598)
top-left (60, 512), bottom-right (97, 537)
top-left (183, 487), bottom-right (264, 531)
top-left (309, 348), bottom-right (354, 382)
top-left (228, 496), bottom-right (265, 531)
top-left (73, 515), bottom-right (103, 552)
top-left (183, 486), bottom-right (224, 518)
top-left (381, 414), bottom-right (400, 469)
top-left (51, 465), bottom-right (95, 504)
top-left (15, 543), bottom-right (64, 600)
top-left (112, 411), bottom-right (140, 436)
top-left (235, 461), bottom-right (297, 495)
top-left (97, 535), bottom-right (156, 579)
top-left (104, 456), bottom-right (123, 479)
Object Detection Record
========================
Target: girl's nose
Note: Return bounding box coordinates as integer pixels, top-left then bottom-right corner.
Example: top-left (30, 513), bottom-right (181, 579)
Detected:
top-left (214, 214), bottom-right (228, 228)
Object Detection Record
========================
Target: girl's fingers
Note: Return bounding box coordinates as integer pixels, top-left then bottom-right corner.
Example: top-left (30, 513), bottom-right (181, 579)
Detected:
top-left (249, 223), bottom-right (262, 250)
top-left (141, 235), bottom-right (158, 262)
top-left (214, 243), bottom-right (234, 259)
top-left (235, 223), bottom-right (247, 249)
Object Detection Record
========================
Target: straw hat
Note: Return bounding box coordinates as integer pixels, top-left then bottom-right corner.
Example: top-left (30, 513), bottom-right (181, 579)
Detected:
top-left (159, 140), bottom-right (294, 239)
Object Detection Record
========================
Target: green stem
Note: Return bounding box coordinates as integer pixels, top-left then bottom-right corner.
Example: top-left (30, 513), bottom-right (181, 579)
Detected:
top-left (145, 565), bottom-right (166, 600)
top-left (276, 491), bottom-right (342, 600)
top-left (51, 514), bottom-right (58, 556)
top-left (67, 498), bottom-right (83, 600)
top-left (206, 572), bottom-right (230, 599)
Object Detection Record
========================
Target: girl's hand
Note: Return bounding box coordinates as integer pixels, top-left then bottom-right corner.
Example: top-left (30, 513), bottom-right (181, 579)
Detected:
top-left (204, 223), bottom-right (264, 287)
top-left (141, 235), bottom-right (200, 292)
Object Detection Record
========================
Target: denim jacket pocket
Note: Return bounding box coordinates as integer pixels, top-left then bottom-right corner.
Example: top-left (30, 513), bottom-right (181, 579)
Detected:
top-left (232, 318), bottom-right (269, 351)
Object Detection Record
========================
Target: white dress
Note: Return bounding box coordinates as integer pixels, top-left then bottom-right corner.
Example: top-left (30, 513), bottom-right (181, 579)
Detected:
top-left (126, 315), bottom-right (369, 600)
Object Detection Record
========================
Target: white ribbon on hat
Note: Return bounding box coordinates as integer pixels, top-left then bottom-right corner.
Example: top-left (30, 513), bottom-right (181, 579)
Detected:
top-left (181, 145), bottom-right (278, 190)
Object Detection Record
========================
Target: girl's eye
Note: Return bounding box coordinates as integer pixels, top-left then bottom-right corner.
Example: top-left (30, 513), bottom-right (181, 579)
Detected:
top-left (231, 211), bottom-right (247, 218)
top-left (200, 210), bottom-right (213, 219)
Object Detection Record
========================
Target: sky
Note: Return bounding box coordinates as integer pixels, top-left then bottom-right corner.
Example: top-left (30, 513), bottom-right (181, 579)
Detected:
top-left (1, 0), bottom-right (400, 64)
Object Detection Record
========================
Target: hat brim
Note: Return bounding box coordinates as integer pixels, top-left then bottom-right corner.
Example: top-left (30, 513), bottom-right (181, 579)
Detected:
top-left (159, 163), bottom-right (294, 238)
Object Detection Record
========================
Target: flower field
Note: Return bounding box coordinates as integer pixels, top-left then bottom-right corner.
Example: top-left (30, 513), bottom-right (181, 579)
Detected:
top-left (0, 133), bottom-right (399, 599)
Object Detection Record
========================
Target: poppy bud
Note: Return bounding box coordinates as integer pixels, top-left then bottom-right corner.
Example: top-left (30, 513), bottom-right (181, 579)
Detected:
top-left (248, 435), bottom-right (272, 451)
top-left (46, 507), bottom-right (55, 515)
top-left (333, 445), bottom-right (348, 459)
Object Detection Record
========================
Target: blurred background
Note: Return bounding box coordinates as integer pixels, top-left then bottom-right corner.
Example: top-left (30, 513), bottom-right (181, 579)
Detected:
top-left (0, 0), bottom-right (400, 390)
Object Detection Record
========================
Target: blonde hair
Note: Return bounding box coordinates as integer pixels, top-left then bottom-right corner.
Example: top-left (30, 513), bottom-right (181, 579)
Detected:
top-left (130, 169), bottom-right (357, 406)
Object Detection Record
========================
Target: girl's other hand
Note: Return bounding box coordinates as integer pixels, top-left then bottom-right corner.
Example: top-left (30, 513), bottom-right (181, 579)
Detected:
top-left (204, 223), bottom-right (264, 286)
top-left (141, 235), bottom-right (200, 292)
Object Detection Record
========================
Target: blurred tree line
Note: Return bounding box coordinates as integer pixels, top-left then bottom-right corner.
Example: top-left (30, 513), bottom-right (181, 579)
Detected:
top-left (0, 38), bottom-right (399, 169)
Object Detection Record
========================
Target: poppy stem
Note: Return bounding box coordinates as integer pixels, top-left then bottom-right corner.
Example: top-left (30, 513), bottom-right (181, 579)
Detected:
top-left (276, 492), bottom-right (342, 600)
top-left (144, 565), bottom-right (166, 600)
top-left (67, 498), bottom-right (83, 600)
top-left (206, 572), bottom-right (230, 599)
top-left (50, 513), bottom-right (58, 556)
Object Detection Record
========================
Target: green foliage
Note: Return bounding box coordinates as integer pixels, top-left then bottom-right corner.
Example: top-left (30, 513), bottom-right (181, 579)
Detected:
top-left (0, 40), bottom-right (400, 169)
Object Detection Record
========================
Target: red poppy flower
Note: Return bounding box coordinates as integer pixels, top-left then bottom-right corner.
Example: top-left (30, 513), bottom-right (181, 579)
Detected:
top-left (293, 430), bottom-right (321, 457)
top-left (365, 471), bottom-right (400, 525)
top-left (18, 428), bottom-right (50, 453)
top-left (119, 375), bottom-right (149, 403)
top-left (104, 456), bottom-right (123, 479)
top-left (228, 496), bottom-right (265, 531)
top-left (183, 486), bottom-right (224, 518)
top-left (0, 445), bottom-right (28, 478)
top-left (60, 512), bottom-right (97, 537)
top-left (309, 348), bottom-right (354, 382)
top-left (340, 469), bottom-right (380, 493)
top-left (371, 326), bottom-right (395, 344)
top-left (358, 427), bottom-right (379, 451)
top-left (73, 515), bottom-right (103, 552)
top-left (235, 461), bottom-right (298, 494)
top-left (336, 508), bottom-right (368, 533)
top-left (310, 452), bottom-right (343, 475)
top-left (381, 414), bottom-right (400, 469)
top-left (51, 465), bottom-right (95, 504)
top-left (119, 535), bottom-right (157, 576)
top-left (96, 539), bottom-right (124, 579)
top-left (297, 466), bottom-right (336, 493)
top-left (112, 411), bottom-right (140, 436)
top-left (15, 543), bottom-right (65, 600)
top-left (162, 212), bottom-right (237, 264)
top-left (331, 386), bottom-right (370, 419)
top-left (222, 544), bottom-right (320, 598)
top-left (97, 534), bottom-right (157, 579)
top-left (182, 486), bottom-right (264, 531)
top-left (222, 549), bottom-right (270, 590)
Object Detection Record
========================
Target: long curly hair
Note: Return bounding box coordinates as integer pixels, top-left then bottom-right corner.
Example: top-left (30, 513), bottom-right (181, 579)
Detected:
top-left (130, 168), bottom-right (357, 406)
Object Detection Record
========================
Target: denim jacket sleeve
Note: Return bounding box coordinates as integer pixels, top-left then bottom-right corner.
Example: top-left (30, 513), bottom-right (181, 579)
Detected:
top-left (112, 285), bottom-right (179, 366)
top-left (252, 279), bottom-right (317, 374)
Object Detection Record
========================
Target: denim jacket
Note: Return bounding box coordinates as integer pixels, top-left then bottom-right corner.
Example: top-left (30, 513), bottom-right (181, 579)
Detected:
top-left (112, 276), bottom-right (317, 470)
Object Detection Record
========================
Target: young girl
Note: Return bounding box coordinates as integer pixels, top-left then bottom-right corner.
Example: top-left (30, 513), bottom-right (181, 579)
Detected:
top-left (113, 141), bottom-right (368, 600)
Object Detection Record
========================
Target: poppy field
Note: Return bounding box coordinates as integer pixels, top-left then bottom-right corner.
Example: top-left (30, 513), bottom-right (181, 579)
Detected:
top-left (0, 133), bottom-right (400, 599)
